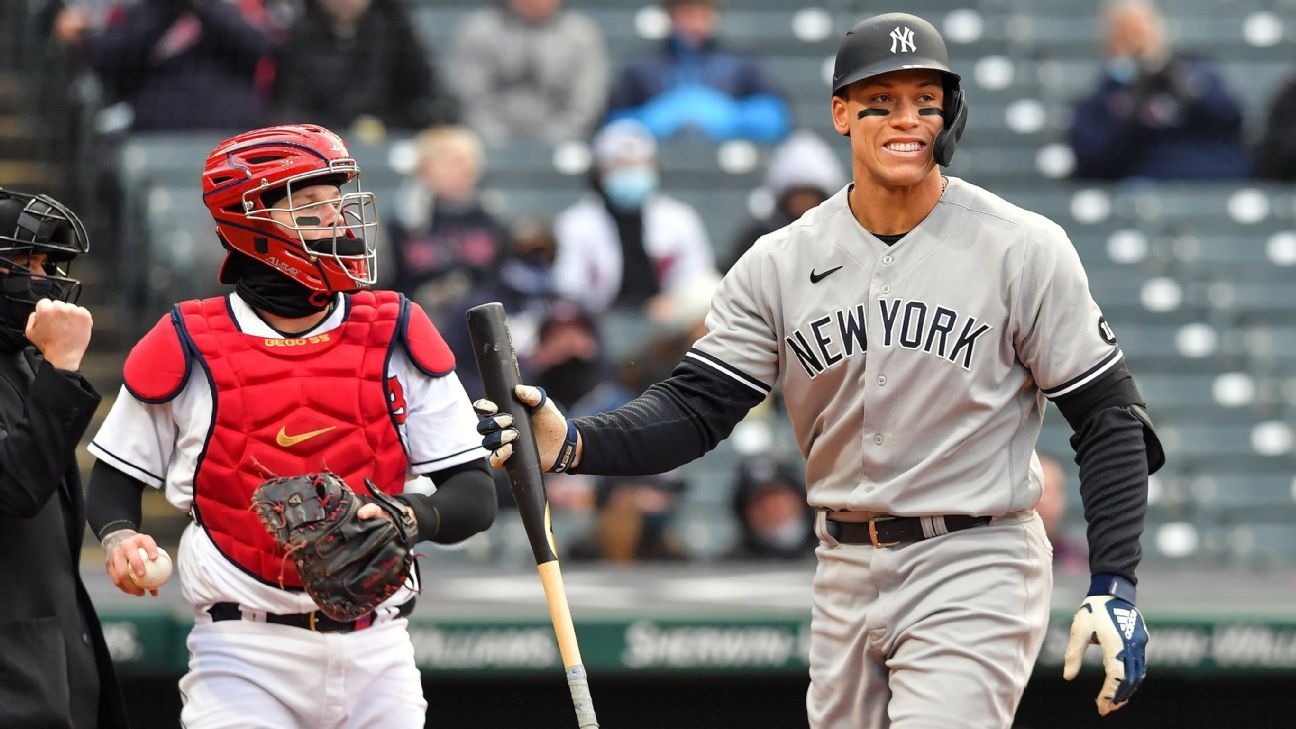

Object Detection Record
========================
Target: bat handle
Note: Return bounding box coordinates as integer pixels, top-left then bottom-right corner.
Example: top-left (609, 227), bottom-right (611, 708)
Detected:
top-left (565, 664), bottom-right (599, 729)
top-left (538, 561), bottom-right (599, 727)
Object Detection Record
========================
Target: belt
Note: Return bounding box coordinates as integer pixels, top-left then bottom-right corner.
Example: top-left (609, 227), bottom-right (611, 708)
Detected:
top-left (207, 599), bottom-right (415, 633)
top-left (825, 514), bottom-right (991, 547)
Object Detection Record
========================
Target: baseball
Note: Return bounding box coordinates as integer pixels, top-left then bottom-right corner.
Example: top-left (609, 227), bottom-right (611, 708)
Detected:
top-left (130, 547), bottom-right (173, 588)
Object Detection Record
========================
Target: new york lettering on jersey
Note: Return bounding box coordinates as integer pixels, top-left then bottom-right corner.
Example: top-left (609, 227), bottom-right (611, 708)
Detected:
top-left (785, 298), bottom-right (992, 378)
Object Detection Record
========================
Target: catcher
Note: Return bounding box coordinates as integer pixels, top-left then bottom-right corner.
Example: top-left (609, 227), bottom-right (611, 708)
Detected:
top-left (84, 125), bottom-right (496, 729)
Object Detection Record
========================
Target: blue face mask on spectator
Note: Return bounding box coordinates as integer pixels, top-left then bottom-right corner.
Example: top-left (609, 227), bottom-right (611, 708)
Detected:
top-left (602, 168), bottom-right (659, 211)
top-left (1107, 56), bottom-right (1139, 85)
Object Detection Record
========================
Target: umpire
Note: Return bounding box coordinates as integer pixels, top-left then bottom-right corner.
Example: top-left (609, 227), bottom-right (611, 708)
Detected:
top-left (0, 189), bottom-right (128, 728)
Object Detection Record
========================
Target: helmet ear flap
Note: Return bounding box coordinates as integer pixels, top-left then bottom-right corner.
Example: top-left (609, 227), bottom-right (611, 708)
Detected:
top-left (932, 83), bottom-right (967, 167)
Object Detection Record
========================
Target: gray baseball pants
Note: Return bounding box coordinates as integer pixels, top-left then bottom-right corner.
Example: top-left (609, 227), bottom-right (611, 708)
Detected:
top-left (808, 511), bottom-right (1052, 729)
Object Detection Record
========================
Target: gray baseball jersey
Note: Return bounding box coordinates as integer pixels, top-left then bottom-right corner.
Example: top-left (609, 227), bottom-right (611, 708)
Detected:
top-left (691, 177), bottom-right (1120, 515)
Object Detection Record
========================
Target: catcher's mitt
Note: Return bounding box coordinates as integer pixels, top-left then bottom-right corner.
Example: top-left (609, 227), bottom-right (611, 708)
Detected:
top-left (251, 471), bottom-right (418, 621)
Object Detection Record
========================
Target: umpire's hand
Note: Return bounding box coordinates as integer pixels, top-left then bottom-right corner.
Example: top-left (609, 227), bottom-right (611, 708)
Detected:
top-left (474, 385), bottom-right (581, 473)
top-left (26, 298), bottom-right (92, 371)
top-left (1063, 577), bottom-right (1149, 716)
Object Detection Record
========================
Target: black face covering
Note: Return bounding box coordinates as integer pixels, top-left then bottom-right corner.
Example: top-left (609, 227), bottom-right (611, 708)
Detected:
top-left (537, 356), bottom-right (601, 411)
top-left (229, 254), bottom-right (333, 319)
top-left (0, 268), bottom-right (80, 352)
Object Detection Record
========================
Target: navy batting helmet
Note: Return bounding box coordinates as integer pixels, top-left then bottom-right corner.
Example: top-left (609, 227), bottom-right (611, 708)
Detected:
top-left (831, 13), bottom-right (968, 166)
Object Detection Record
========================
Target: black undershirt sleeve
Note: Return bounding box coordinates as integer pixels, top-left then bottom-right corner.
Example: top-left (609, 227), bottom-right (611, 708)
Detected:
top-left (1053, 361), bottom-right (1164, 584)
top-left (1069, 405), bottom-right (1149, 583)
top-left (86, 459), bottom-right (147, 540)
top-left (571, 360), bottom-right (765, 476)
top-left (397, 458), bottom-right (497, 544)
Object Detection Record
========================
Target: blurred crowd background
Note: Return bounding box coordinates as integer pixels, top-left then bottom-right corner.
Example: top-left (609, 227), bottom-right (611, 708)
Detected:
top-left (4, 0), bottom-right (1296, 574)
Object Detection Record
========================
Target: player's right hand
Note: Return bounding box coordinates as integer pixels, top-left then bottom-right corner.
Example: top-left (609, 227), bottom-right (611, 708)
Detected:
top-left (474, 385), bottom-right (579, 472)
top-left (101, 528), bottom-right (161, 597)
top-left (25, 298), bottom-right (92, 371)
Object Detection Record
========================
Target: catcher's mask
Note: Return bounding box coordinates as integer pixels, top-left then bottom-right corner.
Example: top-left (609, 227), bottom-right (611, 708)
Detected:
top-left (0, 188), bottom-right (88, 343)
top-left (203, 124), bottom-right (379, 293)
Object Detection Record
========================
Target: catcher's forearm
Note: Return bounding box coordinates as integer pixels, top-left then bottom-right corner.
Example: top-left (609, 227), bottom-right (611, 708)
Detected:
top-left (86, 460), bottom-right (147, 541)
top-left (400, 459), bottom-right (497, 543)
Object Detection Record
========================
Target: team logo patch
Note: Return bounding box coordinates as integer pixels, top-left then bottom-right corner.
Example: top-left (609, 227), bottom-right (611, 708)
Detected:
top-left (890, 26), bottom-right (916, 53)
top-left (387, 376), bottom-right (408, 425)
top-left (1098, 317), bottom-right (1118, 345)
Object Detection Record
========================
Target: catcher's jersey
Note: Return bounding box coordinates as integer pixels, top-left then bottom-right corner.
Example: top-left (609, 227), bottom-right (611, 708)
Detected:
top-left (89, 293), bottom-right (487, 614)
top-left (693, 178), bottom-right (1120, 515)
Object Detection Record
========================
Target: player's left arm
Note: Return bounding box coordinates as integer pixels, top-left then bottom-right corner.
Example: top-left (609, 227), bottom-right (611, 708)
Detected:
top-left (1014, 225), bottom-right (1164, 716)
top-left (388, 302), bottom-right (497, 544)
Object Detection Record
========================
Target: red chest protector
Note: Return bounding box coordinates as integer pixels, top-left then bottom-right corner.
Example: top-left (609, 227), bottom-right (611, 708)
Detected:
top-left (122, 290), bottom-right (454, 588)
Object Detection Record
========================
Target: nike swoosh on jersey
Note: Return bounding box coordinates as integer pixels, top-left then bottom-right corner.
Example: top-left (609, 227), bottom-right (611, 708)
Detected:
top-left (810, 265), bottom-right (843, 284)
top-left (275, 425), bottom-right (338, 448)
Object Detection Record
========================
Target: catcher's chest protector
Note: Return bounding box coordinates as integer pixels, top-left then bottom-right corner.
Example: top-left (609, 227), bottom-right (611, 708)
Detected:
top-left (181, 291), bottom-right (410, 588)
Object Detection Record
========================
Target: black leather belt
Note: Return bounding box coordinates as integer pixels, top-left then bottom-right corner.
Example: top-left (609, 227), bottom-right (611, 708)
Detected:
top-left (207, 599), bottom-right (415, 633)
top-left (825, 514), bottom-right (992, 547)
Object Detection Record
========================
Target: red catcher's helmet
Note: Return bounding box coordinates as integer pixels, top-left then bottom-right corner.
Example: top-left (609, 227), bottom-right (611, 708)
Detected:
top-left (202, 124), bottom-right (378, 293)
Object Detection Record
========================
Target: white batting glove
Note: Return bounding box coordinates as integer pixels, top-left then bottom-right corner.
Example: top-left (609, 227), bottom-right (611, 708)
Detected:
top-left (1063, 575), bottom-right (1149, 716)
top-left (474, 385), bottom-right (579, 472)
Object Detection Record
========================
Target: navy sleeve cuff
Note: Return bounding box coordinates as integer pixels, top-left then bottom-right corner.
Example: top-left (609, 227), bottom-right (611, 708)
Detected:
top-left (1088, 573), bottom-right (1137, 604)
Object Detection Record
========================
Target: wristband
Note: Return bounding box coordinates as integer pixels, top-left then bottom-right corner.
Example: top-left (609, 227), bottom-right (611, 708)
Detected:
top-left (1088, 573), bottom-right (1137, 604)
top-left (551, 420), bottom-right (579, 474)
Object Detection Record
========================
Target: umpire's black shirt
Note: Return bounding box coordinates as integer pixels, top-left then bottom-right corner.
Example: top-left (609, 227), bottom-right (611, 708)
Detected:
top-left (0, 347), bottom-right (128, 728)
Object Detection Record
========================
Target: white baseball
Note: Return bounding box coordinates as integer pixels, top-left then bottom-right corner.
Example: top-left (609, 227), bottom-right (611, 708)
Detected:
top-left (130, 547), bottom-right (173, 588)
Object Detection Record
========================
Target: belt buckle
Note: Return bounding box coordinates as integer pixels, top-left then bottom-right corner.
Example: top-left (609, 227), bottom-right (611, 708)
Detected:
top-left (308, 612), bottom-right (319, 632)
top-left (868, 516), bottom-right (899, 548)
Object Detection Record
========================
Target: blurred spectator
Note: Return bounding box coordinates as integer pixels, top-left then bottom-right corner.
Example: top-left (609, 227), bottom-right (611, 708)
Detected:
top-left (724, 130), bottom-right (845, 271)
top-left (50, 0), bottom-right (270, 130)
top-left (726, 456), bottom-right (815, 561)
top-left (1068, 0), bottom-right (1251, 180)
top-left (526, 300), bottom-right (632, 416)
top-left (606, 0), bottom-right (790, 142)
top-left (1255, 75), bottom-right (1296, 180)
top-left (387, 126), bottom-right (508, 327)
top-left (620, 268), bottom-right (720, 393)
top-left (449, 0), bottom-right (609, 145)
top-left (1037, 455), bottom-right (1087, 573)
top-left (568, 473), bottom-right (690, 563)
top-left (553, 119), bottom-right (715, 316)
top-left (272, 0), bottom-right (455, 134)
top-left (439, 216), bottom-right (562, 399)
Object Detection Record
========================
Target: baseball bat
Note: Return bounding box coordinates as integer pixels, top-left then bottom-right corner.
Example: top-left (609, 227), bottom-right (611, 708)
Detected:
top-left (466, 302), bottom-right (599, 729)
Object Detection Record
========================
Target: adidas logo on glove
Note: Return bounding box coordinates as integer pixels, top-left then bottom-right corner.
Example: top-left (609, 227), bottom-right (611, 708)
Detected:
top-left (1113, 607), bottom-right (1138, 640)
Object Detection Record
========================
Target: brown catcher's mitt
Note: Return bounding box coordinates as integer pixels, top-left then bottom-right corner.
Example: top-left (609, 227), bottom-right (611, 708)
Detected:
top-left (251, 471), bottom-right (418, 621)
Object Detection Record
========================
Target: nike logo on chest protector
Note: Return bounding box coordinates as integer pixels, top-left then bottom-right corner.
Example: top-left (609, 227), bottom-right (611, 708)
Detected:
top-left (276, 425), bottom-right (337, 448)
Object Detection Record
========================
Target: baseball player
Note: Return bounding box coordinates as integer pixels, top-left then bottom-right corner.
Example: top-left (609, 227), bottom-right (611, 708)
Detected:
top-left (477, 13), bottom-right (1164, 728)
top-left (84, 124), bottom-right (497, 728)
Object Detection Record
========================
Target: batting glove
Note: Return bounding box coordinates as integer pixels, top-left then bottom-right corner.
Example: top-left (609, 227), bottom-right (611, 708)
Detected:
top-left (1063, 575), bottom-right (1149, 716)
top-left (474, 385), bottom-right (579, 472)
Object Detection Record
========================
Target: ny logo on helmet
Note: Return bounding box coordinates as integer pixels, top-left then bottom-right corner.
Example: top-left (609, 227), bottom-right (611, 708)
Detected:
top-left (890, 26), bottom-right (916, 53)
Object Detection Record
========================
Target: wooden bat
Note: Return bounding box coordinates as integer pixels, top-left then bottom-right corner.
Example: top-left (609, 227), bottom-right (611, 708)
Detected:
top-left (466, 302), bottom-right (599, 729)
